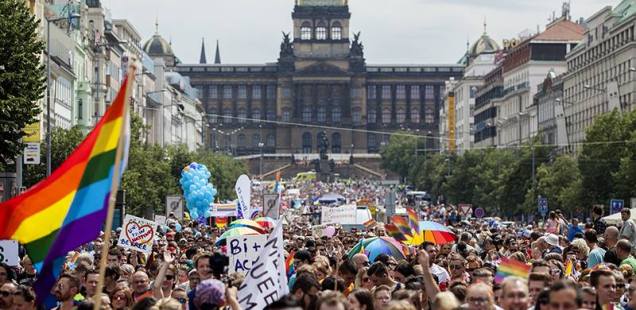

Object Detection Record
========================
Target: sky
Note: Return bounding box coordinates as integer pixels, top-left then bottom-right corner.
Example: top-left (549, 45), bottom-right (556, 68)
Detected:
top-left (106, 0), bottom-right (613, 65)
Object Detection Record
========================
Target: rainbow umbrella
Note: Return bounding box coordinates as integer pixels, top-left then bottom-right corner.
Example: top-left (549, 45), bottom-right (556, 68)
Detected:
top-left (254, 217), bottom-right (276, 229)
top-left (215, 226), bottom-right (263, 246)
top-left (417, 221), bottom-right (456, 245)
top-left (347, 237), bottom-right (406, 262)
top-left (229, 219), bottom-right (267, 233)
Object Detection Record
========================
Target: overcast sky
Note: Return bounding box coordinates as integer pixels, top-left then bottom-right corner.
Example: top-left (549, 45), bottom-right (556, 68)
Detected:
top-left (106, 0), bottom-right (612, 65)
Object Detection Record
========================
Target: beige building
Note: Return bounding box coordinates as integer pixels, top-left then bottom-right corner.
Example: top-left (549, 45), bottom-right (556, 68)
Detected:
top-left (562, 0), bottom-right (636, 150)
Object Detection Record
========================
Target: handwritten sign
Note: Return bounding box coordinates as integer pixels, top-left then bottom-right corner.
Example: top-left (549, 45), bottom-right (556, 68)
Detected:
top-left (117, 215), bottom-right (158, 254)
top-left (0, 240), bottom-right (19, 266)
top-left (228, 235), bottom-right (267, 274)
top-left (166, 196), bottom-right (184, 220)
top-left (321, 205), bottom-right (357, 225)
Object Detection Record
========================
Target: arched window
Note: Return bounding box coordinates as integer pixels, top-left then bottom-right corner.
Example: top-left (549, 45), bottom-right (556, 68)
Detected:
top-left (331, 133), bottom-right (341, 153)
top-left (266, 134), bottom-right (276, 147)
top-left (382, 108), bottom-right (391, 124)
top-left (331, 22), bottom-right (342, 40)
top-left (238, 134), bottom-right (247, 147)
top-left (302, 106), bottom-right (312, 122)
top-left (316, 22), bottom-right (327, 40)
top-left (352, 108), bottom-right (361, 125)
top-left (252, 134), bottom-right (261, 147)
top-left (301, 22), bottom-right (312, 40)
top-left (252, 108), bottom-right (261, 121)
top-left (367, 107), bottom-right (376, 124)
top-left (396, 108), bottom-right (406, 123)
top-left (223, 108), bottom-right (232, 124)
top-left (238, 108), bottom-right (247, 123)
top-left (332, 106), bottom-right (342, 123)
top-left (411, 107), bottom-right (420, 123)
top-left (368, 134), bottom-right (377, 150)
top-left (282, 108), bottom-right (291, 122)
top-left (302, 132), bottom-right (312, 153)
top-left (317, 106), bottom-right (327, 123)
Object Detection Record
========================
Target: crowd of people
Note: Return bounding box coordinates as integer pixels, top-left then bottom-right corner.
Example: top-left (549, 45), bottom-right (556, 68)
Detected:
top-left (2, 179), bottom-right (636, 310)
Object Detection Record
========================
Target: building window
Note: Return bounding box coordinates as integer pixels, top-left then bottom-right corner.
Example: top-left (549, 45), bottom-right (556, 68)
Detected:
top-left (252, 134), bottom-right (260, 147)
top-left (410, 86), bottom-right (420, 99)
top-left (396, 85), bottom-right (406, 99)
top-left (368, 134), bottom-right (377, 149)
top-left (238, 108), bottom-right (247, 123)
top-left (302, 106), bottom-right (312, 122)
top-left (252, 108), bottom-right (261, 121)
top-left (411, 107), bottom-right (420, 123)
top-left (316, 23), bottom-right (327, 40)
top-left (238, 134), bottom-right (246, 147)
top-left (332, 106), bottom-right (342, 123)
top-left (282, 109), bottom-right (291, 122)
top-left (223, 86), bottom-right (232, 99)
top-left (282, 87), bottom-right (291, 98)
top-left (367, 108), bottom-right (376, 123)
top-left (223, 108), bottom-right (232, 123)
top-left (252, 85), bottom-right (261, 99)
top-left (332, 133), bottom-right (341, 153)
top-left (265, 134), bottom-right (275, 147)
top-left (425, 85), bottom-right (435, 99)
top-left (351, 109), bottom-right (361, 125)
top-left (209, 86), bottom-right (218, 98)
top-left (396, 108), bottom-right (406, 123)
top-left (425, 107), bottom-right (435, 124)
top-left (382, 108), bottom-right (391, 124)
top-left (301, 22), bottom-right (312, 40)
top-left (382, 86), bottom-right (391, 99)
top-left (238, 85), bottom-right (247, 99)
top-left (331, 23), bottom-right (342, 40)
top-left (302, 132), bottom-right (312, 153)
top-left (267, 106), bottom-right (276, 121)
top-left (267, 85), bottom-right (276, 99)
top-left (317, 106), bottom-right (327, 123)
top-left (367, 85), bottom-right (376, 99)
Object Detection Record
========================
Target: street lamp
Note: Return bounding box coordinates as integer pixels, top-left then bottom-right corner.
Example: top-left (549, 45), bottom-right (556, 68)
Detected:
top-left (46, 13), bottom-right (80, 176)
top-left (258, 142), bottom-right (265, 178)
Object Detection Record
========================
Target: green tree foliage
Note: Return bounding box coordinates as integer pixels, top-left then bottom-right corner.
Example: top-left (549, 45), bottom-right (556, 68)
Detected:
top-left (0, 0), bottom-right (45, 164)
top-left (525, 155), bottom-right (582, 215)
top-left (379, 132), bottom-right (416, 180)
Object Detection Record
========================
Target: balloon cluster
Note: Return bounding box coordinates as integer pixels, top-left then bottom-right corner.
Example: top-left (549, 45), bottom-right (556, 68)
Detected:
top-left (179, 162), bottom-right (217, 222)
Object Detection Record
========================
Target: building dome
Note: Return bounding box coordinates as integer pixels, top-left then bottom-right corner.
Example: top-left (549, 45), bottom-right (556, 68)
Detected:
top-left (143, 33), bottom-right (174, 56)
top-left (469, 32), bottom-right (500, 56)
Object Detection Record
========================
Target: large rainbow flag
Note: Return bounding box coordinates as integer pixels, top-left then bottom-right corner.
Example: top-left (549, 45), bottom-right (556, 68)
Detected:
top-left (0, 74), bottom-right (131, 301)
top-left (495, 257), bottom-right (531, 284)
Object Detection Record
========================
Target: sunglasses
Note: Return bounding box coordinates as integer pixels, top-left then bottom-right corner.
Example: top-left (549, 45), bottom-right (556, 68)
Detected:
top-left (0, 291), bottom-right (13, 297)
top-left (165, 275), bottom-right (175, 280)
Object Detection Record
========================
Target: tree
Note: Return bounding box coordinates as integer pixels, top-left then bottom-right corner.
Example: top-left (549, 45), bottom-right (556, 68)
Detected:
top-left (525, 155), bottom-right (582, 215)
top-left (0, 0), bottom-right (45, 164)
top-left (23, 126), bottom-right (84, 187)
top-left (380, 132), bottom-right (416, 181)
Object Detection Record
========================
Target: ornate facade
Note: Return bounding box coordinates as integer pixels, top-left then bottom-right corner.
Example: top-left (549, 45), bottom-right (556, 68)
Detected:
top-left (176, 0), bottom-right (463, 155)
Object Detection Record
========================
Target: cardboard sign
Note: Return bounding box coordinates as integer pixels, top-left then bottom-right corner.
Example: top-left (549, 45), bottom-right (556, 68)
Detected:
top-left (0, 240), bottom-right (19, 266)
top-left (227, 235), bottom-right (268, 274)
top-left (235, 175), bottom-right (252, 219)
top-left (211, 203), bottom-right (237, 217)
top-left (263, 194), bottom-right (280, 219)
top-left (117, 215), bottom-right (158, 254)
top-left (321, 205), bottom-right (357, 225)
top-left (166, 196), bottom-right (184, 220)
top-left (154, 215), bottom-right (167, 225)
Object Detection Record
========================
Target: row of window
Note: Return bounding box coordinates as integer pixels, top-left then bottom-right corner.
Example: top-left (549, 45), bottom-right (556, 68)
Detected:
top-left (201, 85), bottom-right (277, 100)
top-left (367, 85), bottom-right (437, 100)
top-left (300, 22), bottom-right (342, 40)
top-left (301, 132), bottom-right (343, 153)
top-left (568, 25), bottom-right (634, 72)
top-left (366, 107), bottom-right (435, 124)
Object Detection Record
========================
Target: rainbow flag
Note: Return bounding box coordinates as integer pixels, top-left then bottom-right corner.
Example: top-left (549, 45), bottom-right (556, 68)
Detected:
top-left (286, 250), bottom-right (295, 278)
top-left (407, 208), bottom-right (419, 233)
top-left (363, 219), bottom-right (376, 229)
top-left (495, 257), bottom-right (531, 284)
top-left (0, 75), bottom-right (131, 302)
top-left (215, 217), bottom-right (228, 228)
top-left (392, 215), bottom-right (414, 237)
top-left (384, 223), bottom-right (407, 242)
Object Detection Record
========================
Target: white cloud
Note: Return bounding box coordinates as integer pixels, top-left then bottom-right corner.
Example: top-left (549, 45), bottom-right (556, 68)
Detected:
top-left (106, 0), bottom-right (612, 64)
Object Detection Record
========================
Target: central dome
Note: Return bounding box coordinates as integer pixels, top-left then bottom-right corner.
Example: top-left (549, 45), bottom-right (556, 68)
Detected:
top-left (143, 33), bottom-right (174, 57)
top-left (469, 32), bottom-right (500, 56)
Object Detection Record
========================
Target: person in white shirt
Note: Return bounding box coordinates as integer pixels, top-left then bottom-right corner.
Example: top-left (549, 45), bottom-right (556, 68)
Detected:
top-left (423, 242), bottom-right (450, 286)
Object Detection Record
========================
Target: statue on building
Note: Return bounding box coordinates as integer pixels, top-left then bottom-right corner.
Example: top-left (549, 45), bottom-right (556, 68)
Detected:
top-left (318, 131), bottom-right (329, 160)
top-left (280, 32), bottom-right (294, 58)
top-left (350, 31), bottom-right (364, 57)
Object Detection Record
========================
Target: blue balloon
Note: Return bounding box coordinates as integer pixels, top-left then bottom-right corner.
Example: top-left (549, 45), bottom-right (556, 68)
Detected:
top-left (180, 162), bottom-right (217, 223)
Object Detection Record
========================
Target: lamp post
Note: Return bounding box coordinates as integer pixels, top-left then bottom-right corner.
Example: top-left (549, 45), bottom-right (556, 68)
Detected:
top-left (258, 142), bottom-right (265, 178)
top-left (46, 14), bottom-right (80, 176)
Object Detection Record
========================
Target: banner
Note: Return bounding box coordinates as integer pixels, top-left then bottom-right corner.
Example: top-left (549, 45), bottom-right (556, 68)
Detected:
top-left (321, 204), bottom-right (357, 225)
top-left (238, 221), bottom-right (288, 309)
top-left (0, 240), bottom-right (19, 266)
top-left (117, 215), bottom-right (158, 255)
top-left (227, 235), bottom-right (268, 274)
top-left (263, 194), bottom-right (280, 219)
top-left (235, 175), bottom-right (251, 219)
top-left (166, 195), bottom-right (184, 220)
top-left (211, 203), bottom-right (237, 217)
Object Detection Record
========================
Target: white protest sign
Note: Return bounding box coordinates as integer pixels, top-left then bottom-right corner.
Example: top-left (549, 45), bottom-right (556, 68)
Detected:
top-left (227, 235), bottom-right (268, 274)
top-left (211, 203), bottom-right (238, 217)
top-left (117, 215), bottom-right (158, 254)
top-left (263, 194), bottom-right (280, 219)
top-left (235, 175), bottom-right (251, 219)
top-left (321, 204), bottom-right (357, 225)
top-left (238, 220), bottom-right (288, 309)
top-left (154, 215), bottom-right (167, 225)
top-left (0, 240), bottom-right (19, 266)
top-left (166, 196), bottom-right (184, 220)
